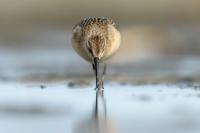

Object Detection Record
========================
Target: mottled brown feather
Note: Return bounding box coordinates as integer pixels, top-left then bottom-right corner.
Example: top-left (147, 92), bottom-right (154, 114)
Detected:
top-left (72, 17), bottom-right (121, 62)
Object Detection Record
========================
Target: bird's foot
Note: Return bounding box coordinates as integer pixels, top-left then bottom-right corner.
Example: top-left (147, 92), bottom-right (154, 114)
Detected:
top-left (95, 87), bottom-right (104, 96)
top-left (95, 80), bottom-right (104, 93)
top-left (98, 79), bottom-right (104, 88)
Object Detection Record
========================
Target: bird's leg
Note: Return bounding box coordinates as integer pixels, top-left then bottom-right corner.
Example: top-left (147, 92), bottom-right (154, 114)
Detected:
top-left (92, 61), bottom-right (106, 91)
top-left (94, 58), bottom-right (100, 91)
top-left (100, 64), bottom-right (106, 93)
top-left (100, 63), bottom-right (106, 90)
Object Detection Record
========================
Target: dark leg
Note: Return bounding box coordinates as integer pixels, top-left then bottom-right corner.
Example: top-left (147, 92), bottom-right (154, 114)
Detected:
top-left (92, 61), bottom-right (106, 91)
top-left (94, 58), bottom-right (100, 90)
top-left (101, 63), bottom-right (107, 90)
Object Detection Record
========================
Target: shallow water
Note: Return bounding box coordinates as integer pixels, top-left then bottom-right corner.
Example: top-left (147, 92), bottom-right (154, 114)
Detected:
top-left (0, 83), bottom-right (200, 133)
top-left (0, 26), bottom-right (200, 133)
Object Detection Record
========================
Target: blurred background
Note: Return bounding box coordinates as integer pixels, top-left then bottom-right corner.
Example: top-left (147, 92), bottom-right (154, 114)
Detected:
top-left (0, 0), bottom-right (200, 83)
top-left (1, 1), bottom-right (200, 133)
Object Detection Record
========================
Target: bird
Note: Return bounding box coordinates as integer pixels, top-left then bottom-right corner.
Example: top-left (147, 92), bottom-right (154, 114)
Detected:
top-left (72, 17), bottom-right (121, 91)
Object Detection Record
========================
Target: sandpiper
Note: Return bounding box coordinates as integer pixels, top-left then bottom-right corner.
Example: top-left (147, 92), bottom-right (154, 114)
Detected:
top-left (72, 17), bottom-right (121, 91)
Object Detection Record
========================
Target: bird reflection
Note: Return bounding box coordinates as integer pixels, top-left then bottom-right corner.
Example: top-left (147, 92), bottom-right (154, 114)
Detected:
top-left (94, 90), bottom-right (107, 119)
top-left (73, 90), bottom-right (117, 133)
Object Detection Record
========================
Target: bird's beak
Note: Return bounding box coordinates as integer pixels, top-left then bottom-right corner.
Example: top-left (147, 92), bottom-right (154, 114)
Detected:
top-left (94, 57), bottom-right (99, 89)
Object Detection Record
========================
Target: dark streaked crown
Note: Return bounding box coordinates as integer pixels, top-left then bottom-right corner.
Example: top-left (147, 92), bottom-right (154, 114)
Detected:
top-left (73, 17), bottom-right (115, 30)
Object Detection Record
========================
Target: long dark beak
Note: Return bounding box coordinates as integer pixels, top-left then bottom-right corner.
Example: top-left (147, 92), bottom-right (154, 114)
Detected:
top-left (94, 57), bottom-right (99, 89)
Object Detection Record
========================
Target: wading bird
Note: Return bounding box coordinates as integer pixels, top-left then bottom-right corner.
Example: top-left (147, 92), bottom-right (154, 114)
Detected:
top-left (72, 17), bottom-right (121, 91)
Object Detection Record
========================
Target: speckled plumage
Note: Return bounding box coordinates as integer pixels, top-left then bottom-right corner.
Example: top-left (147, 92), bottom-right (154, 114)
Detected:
top-left (72, 17), bottom-right (121, 90)
top-left (72, 17), bottom-right (121, 62)
top-left (73, 17), bottom-right (115, 29)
